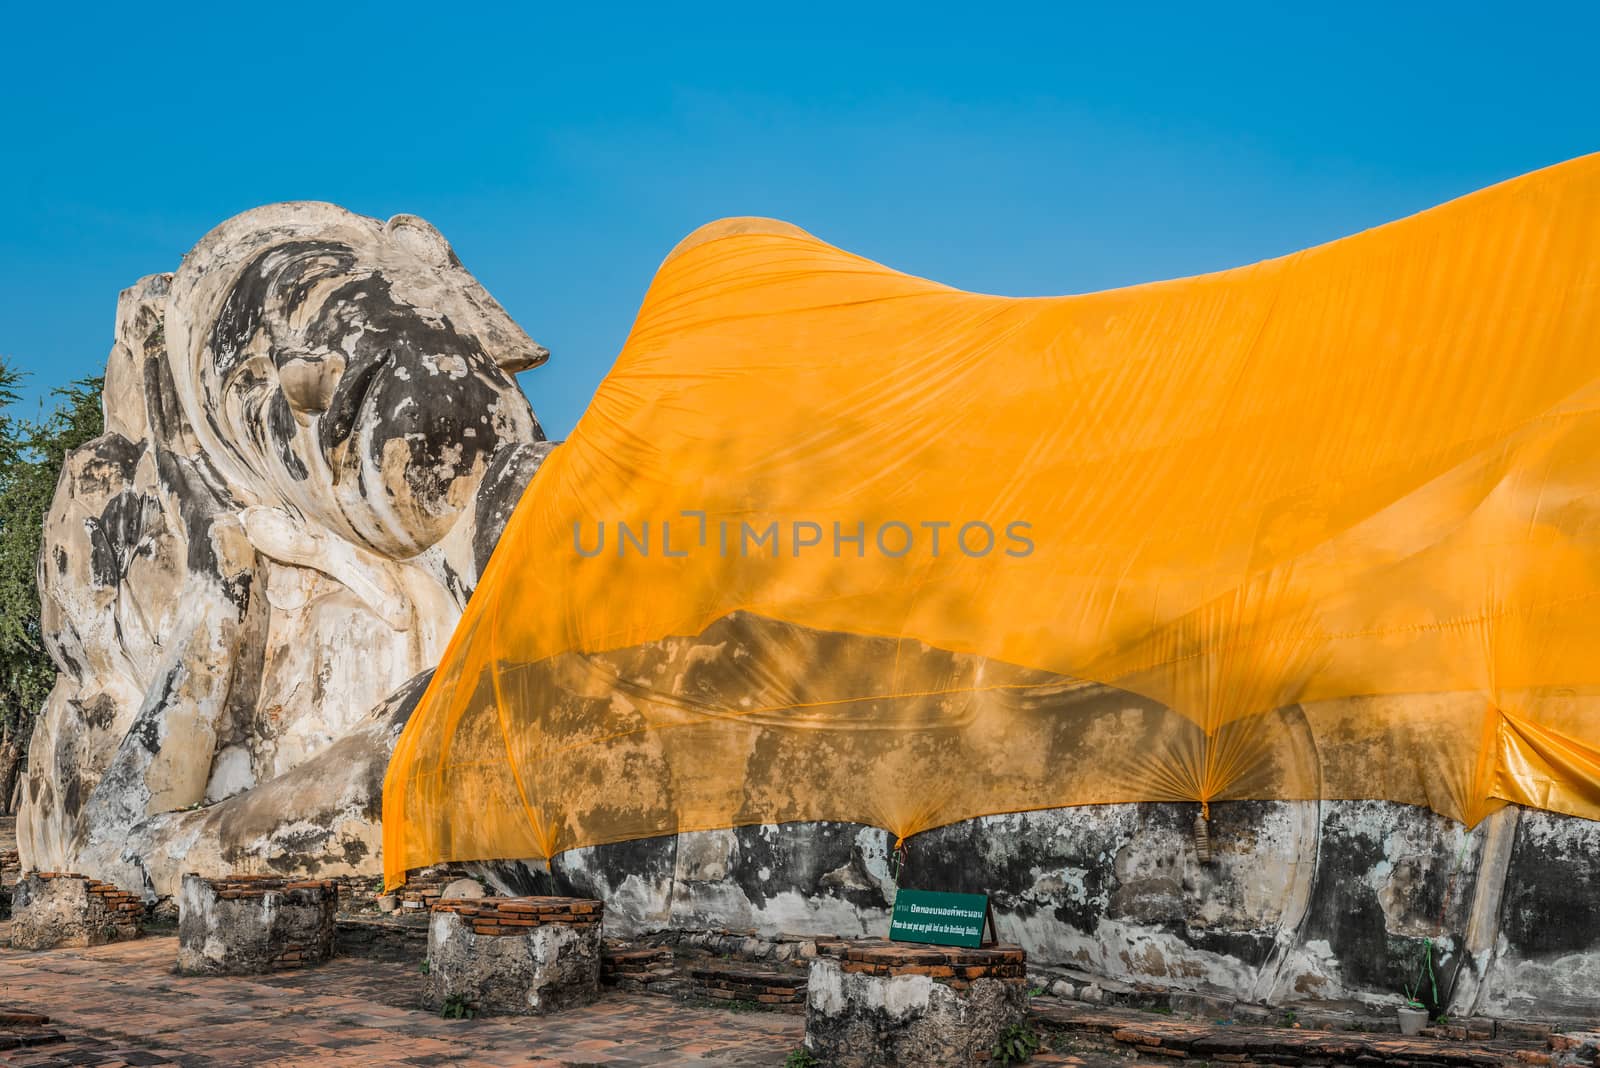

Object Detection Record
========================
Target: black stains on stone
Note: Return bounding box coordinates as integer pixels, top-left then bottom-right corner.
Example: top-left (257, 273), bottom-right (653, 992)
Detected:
top-left (320, 343), bottom-right (388, 454)
top-left (152, 447), bottom-right (251, 616)
top-left (341, 837), bottom-right (370, 867)
top-left (131, 668), bottom-right (181, 756)
top-left (380, 669), bottom-right (435, 729)
top-left (915, 813), bottom-right (1125, 932)
top-left (53, 547), bottom-right (67, 575)
top-left (1051, 877), bottom-right (1113, 937)
top-left (260, 827), bottom-right (332, 872)
top-left (142, 353), bottom-right (188, 443)
top-left (81, 433), bottom-right (143, 482)
top-left (727, 822), bottom-right (883, 910)
top-left (1108, 807), bottom-right (1192, 925)
top-left (210, 241), bottom-right (356, 379)
top-left (916, 820), bottom-right (1036, 901)
top-left (1183, 925), bottom-right (1274, 963)
top-left (352, 670), bottom-right (436, 820)
top-left (273, 242), bottom-right (359, 324)
top-left (211, 261), bottom-right (267, 378)
top-left (1299, 821), bottom-right (1395, 993)
top-left (80, 693), bottom-right (117, 731)
top-left (1297, 804), bottom-right (1466, 1006)
top-left (471, 441), bottom-right (555, 578)
top-left (86, 489), bottom-right (162, 589)
top-left (54, 640), bottom-right (82, 681)
top-left (540, 834), bottom-right (678, 901)
top-left (266, 392), bottom-right (307, 480)
top-left (63, 775), bottom-right (82, 821)
top-left (52, 438), bottom-right (139, 515)
top-left (86, 536), bottom-right (117, 588)
top-left (31, 780), bottom-right (54, 822)
top-left (436, 558), bottom-right (467, 607)
top-left (1499, 817), bottom-right (1600, 958)
top-left (481, 859), bottom-right (561, 898)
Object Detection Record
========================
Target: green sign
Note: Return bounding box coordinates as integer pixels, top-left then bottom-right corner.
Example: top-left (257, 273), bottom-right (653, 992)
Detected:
top-left (888, 888), bottom-right (992, 948)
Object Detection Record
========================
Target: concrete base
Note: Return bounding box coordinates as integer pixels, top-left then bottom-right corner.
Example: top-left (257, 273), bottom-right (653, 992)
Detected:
top-left (9, 873), bottom-right (142, 950)
top-left (804, 941), bottom-right (1028, 1067)
top-left (423, 896), bottom-right (602, 1016)
top-left (176, 874), bottom-right (338, 974)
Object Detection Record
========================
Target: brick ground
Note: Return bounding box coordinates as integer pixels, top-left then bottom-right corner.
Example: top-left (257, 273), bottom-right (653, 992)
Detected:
top-left (0, 926), bottom-right (1147, 1066)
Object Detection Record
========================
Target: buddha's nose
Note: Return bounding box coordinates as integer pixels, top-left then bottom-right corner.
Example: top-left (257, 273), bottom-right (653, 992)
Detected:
top-left (278, 352), bottom-right (348, 420)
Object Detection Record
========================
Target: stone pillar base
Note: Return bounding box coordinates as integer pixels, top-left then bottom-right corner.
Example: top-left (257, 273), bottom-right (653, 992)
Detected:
top-left (804, 941), bottom-right (1028, 1067)
top-left (424, 896), bottom-right (603, 1016)
top-left (9, 873), bottom-right (143, 950)
top-left (177, 874), bottom-right (338, 974)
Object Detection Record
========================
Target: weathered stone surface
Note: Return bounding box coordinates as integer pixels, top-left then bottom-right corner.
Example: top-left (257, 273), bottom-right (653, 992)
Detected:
top-left (440, 877), bottom-right (485, 900)
top-left (10, 873), bottom-right (141, 950)
top-left (804, 953), bottom-right (1027, 1067)
top-left (176, 872), bottom-right (337, 974)
top-left (1551, 1030), bottom-right (1600, 1067)
top-left (18, 202), bottom-right (550, 897)
top-left (423, 897), bottom-right (602, 1016)
top-left (500, 775), bottom-right (1600, 1019)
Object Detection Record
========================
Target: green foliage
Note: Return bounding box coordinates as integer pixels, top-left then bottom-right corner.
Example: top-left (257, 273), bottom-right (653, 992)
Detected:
top-left (784, 1049), bottom-right (821, 1068)
top-left (1401, 937), bottom-right (1438, 1013)
top-left (439, 992), bottom-right (475, 1019)
top-left (990, 1021), bottom-right (1041, 1065)
top-left (0, 359), bottom-right (104, 741)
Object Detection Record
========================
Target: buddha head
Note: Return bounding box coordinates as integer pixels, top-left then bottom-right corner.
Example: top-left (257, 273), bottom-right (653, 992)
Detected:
top-left (165, 202), bottom-right (546, 559)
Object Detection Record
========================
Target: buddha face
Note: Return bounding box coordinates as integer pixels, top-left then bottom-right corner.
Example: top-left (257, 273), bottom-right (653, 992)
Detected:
top-left (181, 207), bottom-right (546, 558)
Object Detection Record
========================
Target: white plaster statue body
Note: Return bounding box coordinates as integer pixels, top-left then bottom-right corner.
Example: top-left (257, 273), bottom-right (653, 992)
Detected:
top-left (19, 204), bottom-right (552, 896)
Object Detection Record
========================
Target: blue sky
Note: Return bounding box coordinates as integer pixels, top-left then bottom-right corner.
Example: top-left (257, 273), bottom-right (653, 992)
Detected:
top-left (2, 2), bottom-right (1596, 438)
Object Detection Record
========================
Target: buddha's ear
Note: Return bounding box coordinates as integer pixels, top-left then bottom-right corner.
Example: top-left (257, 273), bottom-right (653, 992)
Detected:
top-left (384, 214), bottom-right (458, 269)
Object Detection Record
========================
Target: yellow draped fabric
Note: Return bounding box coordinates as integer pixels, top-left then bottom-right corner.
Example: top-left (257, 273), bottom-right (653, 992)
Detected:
top-left (383, 154), bottom-right (1600, 888)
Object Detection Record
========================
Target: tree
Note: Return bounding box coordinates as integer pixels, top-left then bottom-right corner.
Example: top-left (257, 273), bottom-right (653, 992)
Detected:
top-left (0, 358), bottom-right (104, 813)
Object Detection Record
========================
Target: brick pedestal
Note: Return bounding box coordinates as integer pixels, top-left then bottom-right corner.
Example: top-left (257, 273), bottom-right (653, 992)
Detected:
top-left (9, 873), bottom-right (142, 950)
top-left (424, 896), bottom-right (602, 1016)
top-left (176, 874), bottom-right (338, 974)
top-left (602, 945), bottom-right (675, 991)
top-left (690, 960), bottom-right (809, 1012)
top-left (804, 940), bottom-right (1029, 1067)
top-left (393, 866), bottom-right (474, 913)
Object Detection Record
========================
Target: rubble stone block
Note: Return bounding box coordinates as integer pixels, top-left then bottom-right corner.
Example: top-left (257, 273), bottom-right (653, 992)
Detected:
top-left (177, 873), bottom-right (337, 974)
top-left (805, 940), bottom-right (1029, 1067)
top-left (1551, 1031), bottom-right (1600, 1067)
top-left (9, 873), bottom-right (143, 949)
top-left (423, 896), bottom-right (602, 1016)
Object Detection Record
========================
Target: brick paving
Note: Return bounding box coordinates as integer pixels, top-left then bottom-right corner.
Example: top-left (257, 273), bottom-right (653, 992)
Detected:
top-left (0, 931), bottom-right (800, 1066)
top-left (1034, 998), bottom-right (1541, 1065)
top-left (0, 926), bottom-right (1149, 1066)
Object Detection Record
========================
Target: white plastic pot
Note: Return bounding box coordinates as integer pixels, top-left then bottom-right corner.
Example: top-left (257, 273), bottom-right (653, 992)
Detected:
top-left (1397, 1005), bottom-right (1428, 1036)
